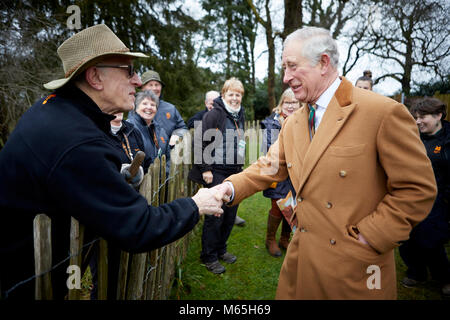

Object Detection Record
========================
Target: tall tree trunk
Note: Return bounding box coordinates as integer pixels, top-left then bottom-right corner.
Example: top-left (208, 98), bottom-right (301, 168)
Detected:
top-left (265, 0), bottom-right (276, 111)
top-left (281, 0), bottom-right (303, 91)
top-left (282, 0), bottom-right (302, 42)
top-left (403, 40), bottom-right (413, 96)
top-left (226, 1), bottom-right (232, 78)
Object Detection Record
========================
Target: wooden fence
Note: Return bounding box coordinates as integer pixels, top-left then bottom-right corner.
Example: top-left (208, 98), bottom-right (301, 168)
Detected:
top-left (33, 151), bottom-right (199, 300)
top-left (31, 122), bottom-right (263, 300)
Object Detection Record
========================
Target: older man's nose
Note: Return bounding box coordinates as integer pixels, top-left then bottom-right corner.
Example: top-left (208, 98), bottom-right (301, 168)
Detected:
top-left (132, 73), bottom-right (142, 87)
top-left (283, 70), bottom-right (292, 84)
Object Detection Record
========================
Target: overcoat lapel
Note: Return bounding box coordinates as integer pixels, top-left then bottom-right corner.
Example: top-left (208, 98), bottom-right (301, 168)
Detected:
top-left (295, 77), bottom-right (356, 193)
top-left (292, 106), bottom-right (310, 178)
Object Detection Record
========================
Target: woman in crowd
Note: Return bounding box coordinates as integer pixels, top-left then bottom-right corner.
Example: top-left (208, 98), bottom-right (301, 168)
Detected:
top-left (355, 70), bottom-right (373, 91)
top-left (401, 97), bottom-right (450, 296)
top-left (127, 90), bottom-right (170, 173)
top-left (189, 77), bottom-right (246, 274)
top-left (260, 88), bottom-right (299, 257)
top-left (110, 112), bottom-right (146, 174)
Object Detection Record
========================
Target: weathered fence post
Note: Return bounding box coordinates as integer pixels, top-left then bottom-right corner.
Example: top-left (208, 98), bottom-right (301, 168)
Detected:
top-left (126, 160), bottom-right (160, 300)
top-left (126, 252), bottom-right (147, 300)
top-left (68, 217), bottom-right (84, 300)
top-left (97, 239), bottom-right (108, 300)
top-left (115, 251), bottom-right (129, 300)
top-left (33, 214), bottom-right (53, 300)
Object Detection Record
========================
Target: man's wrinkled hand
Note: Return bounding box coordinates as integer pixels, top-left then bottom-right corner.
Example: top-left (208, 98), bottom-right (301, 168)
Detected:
top-left (192, 188), bottom-right (224, 217)
top-left (211, 182), bottom-right (233, 204)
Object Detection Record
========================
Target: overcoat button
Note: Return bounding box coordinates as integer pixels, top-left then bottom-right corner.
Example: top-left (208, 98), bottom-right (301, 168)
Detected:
top-left (330, 239), bottom-right (336, 245)
top-left (326, 202), bottom-right (332, 209)
top-left (287, 163), bottom-right (292, 168)
top-left (300, 228), bottom-right (307, 232)
top-left (339, 170), bottom-right (347, 177)
top-left (298, 197), bottom-right (303, 202)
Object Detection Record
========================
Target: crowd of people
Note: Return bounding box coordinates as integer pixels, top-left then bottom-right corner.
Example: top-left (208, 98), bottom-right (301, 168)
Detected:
top-left (0, 23), bottom-right (448, 300)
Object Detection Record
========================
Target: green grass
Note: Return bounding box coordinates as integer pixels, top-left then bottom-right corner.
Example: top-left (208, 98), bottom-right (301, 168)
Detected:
top-left (170, 192), bottom-right (284, 300)
top-left (170, 191), bottom-right (449, 300)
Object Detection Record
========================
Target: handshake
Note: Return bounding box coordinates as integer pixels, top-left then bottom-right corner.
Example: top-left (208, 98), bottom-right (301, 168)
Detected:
top-left (191, 183), bottom-right (234, 216)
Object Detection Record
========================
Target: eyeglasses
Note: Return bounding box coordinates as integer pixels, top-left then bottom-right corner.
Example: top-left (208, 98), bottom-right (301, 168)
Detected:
top-left (283, 101), bottom-right (300, 106)
top-left (96, 64), bottom-right (135, 78)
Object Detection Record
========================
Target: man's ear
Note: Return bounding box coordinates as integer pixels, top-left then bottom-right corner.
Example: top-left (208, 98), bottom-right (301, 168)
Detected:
top-left (319, 53), bottom-right (331, 75)
top-left (84, 66), bottom-right (104, 90)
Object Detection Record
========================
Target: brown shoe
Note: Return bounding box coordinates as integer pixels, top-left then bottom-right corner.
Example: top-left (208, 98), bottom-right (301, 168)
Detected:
top-left (278, 218), bottom-right (291, 250)
top-left (266, 214), bottom-right (282, 257)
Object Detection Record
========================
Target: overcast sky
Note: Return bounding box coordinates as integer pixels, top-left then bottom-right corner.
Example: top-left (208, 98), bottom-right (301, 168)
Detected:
top-left (182, 0), bottom-right (404, 96)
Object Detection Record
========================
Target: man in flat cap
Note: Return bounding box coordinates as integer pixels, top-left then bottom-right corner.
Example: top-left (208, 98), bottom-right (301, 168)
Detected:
top-left (0, 24), bottom-right (223, 299)
top-left (140, 70), bottom-right (188, 147)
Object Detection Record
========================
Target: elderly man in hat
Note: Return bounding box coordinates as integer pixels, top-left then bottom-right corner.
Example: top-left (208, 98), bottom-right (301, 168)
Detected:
top-left (0, 24), bottom-right (223, 299)
top-left (140, 70), bottom-right (188, 147)
top-left (213, 26), bottom-right (436, 299)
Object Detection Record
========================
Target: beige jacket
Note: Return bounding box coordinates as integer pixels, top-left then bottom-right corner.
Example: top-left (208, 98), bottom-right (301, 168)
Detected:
top-left (226, 77), bottom-right (436, 299)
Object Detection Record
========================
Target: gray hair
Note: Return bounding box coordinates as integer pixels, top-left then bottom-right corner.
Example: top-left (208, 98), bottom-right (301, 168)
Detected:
top-left (135, 90), bottom-right (159, 110)
top-left (205, 90), bottom-right (220, 101)
top-left (284, 27), bottom-right (339, 68)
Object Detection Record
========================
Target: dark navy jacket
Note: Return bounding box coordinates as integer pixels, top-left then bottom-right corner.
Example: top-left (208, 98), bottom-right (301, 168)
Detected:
top-left (0, 84), bottom-right (198, 298)
top-left (260, 113), bottom-right (296, 199)
top-left (187, 108), bottom-right (208, 129)
top-left (127, 111), bottom-right (171, 172)
top-left (188, 97), bottom-right (244, 185)
top-left (154, 99), bottom-right (188, 138)
top-left (410, 120), bottom-right (450, 247)
top-left (110, 120), bottom-right (150, 171)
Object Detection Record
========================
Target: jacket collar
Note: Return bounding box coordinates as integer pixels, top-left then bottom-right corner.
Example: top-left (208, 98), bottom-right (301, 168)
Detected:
top-left (214, 97), bottom-right (245, 122)
top-left (56, 84), bottom-right (115, 134)
top-left (294, 76), bottom-right (357, 193)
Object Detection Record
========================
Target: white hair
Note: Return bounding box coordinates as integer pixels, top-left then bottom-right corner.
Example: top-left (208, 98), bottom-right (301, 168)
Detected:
top-left (284, 27), bottom-right (339, 68)
top-left (205, 90), bottom-right (220, 101)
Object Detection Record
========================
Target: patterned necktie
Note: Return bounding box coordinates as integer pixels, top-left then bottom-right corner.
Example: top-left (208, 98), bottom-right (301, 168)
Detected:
top-left (308, 104), bottom-right (317, 140)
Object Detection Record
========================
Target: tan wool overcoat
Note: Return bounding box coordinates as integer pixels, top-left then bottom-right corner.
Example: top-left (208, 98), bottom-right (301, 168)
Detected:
top-left (226, 77), bottom-right (437, 299)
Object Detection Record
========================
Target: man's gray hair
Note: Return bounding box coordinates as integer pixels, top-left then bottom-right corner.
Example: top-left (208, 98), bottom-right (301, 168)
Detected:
top-left (205, 90), bottom-right (220, 101)
top-left (135, 90), bottom-right (159, 110)
top-left (284, 27), bottom-right (339, 68)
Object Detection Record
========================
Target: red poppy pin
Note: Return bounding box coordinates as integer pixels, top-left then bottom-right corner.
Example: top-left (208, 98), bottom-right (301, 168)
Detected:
top-left (160, 136), bottom-right (165, 143)
top-left (166, 112), bottom-right (171, 119)
top-left (434, 146), bottom-right (441, 153)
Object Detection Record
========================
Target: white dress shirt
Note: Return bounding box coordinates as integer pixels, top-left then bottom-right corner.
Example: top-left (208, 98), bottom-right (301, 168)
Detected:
top-left (314, 76), bottom-right (341, 131)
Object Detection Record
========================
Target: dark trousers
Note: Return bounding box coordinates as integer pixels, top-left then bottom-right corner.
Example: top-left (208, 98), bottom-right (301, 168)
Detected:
top-left (200, 170), bottom-right (239, 264)
top-left (399, 240), bottom-right (450, 283)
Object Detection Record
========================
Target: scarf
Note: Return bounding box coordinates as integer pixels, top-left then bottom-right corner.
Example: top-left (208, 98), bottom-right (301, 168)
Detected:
top-left (111, 122), bottom-right (123, 135)
top-left (222, 98), bottom-right (241, 120)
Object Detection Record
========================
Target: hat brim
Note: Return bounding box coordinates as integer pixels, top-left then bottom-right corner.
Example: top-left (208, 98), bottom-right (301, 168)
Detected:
top-left (43, 51), bottom-right (149, 90)
top-left (142, 79), bottom-right (165, 88)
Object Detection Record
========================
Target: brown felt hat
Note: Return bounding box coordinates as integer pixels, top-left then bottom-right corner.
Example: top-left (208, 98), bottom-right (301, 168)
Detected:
top-left (44, 24), bottom-right (148, 90)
